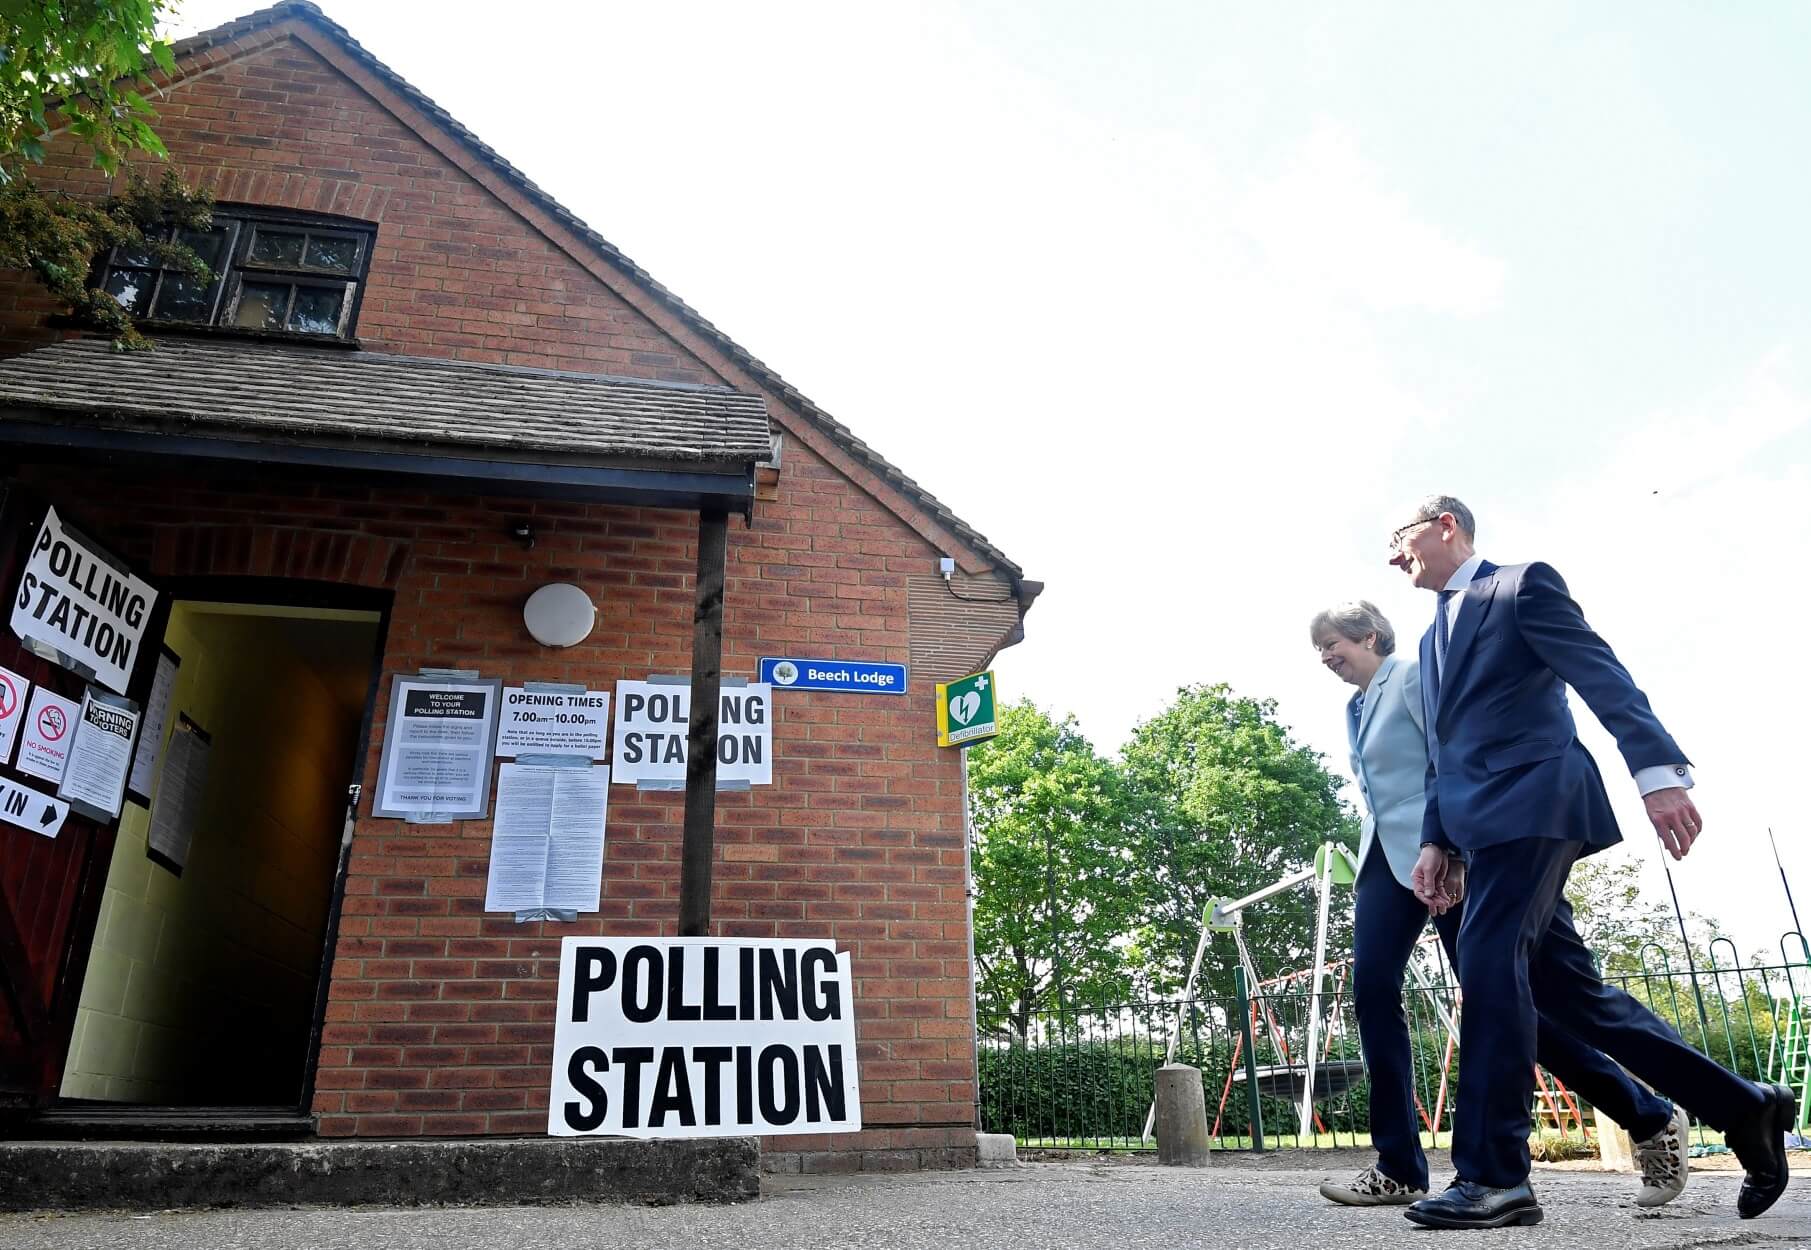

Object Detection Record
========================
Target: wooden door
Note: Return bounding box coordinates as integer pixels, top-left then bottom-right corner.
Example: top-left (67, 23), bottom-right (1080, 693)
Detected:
top-left (0, 485), bottom-right (136, 1109)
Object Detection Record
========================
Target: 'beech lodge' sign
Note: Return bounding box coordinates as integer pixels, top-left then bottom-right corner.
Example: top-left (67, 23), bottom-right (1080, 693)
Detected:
top-left (549, 937), bottom-right (861, 1138)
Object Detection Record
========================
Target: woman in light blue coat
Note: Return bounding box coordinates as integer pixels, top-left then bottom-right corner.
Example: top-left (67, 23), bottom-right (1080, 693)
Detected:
top-left (1310, 601), bottom-right (1684, 1208)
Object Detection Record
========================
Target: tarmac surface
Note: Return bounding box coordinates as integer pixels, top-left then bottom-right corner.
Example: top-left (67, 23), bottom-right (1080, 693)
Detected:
top-left (4, 1148), bottom-right (1811, 1250)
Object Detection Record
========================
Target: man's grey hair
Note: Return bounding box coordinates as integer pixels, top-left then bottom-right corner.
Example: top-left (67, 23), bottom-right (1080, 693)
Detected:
top-left (1310, 600), bottom-right (1396, 656)
top-left (1408, 494), bottom-right (1476, 540)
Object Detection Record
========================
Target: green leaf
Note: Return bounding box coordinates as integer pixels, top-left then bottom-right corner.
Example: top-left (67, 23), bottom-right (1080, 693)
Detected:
top-left (151, 40), bottom-right (175, 73)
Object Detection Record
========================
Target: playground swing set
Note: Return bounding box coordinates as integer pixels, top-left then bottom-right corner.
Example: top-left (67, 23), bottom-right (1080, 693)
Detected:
top-left (1148, 841), bottom-right (1593, 1147)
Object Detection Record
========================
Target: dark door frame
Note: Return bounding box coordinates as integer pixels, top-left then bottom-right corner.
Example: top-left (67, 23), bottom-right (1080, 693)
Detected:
top-left (43, 574), bottom-right (392, 1134)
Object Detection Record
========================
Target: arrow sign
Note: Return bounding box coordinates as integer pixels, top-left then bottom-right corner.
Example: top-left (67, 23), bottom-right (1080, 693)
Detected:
top-left (0, 774), bottom-right (69, 839)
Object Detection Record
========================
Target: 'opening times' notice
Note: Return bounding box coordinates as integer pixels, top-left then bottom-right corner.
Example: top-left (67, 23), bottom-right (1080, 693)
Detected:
top-left (495, 687), bottom-right (609, 760)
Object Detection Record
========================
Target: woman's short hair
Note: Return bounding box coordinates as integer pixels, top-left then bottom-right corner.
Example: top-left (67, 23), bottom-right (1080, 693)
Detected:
top-left (1309, 600), bottom-right (1396, 656)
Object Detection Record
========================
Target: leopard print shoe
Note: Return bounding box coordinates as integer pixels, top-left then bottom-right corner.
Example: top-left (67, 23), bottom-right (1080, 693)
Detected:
top-left (1633, 1102), bottom-right (1690, 1207)
top-left (1319, 1164), bottom-right (1428, 1206)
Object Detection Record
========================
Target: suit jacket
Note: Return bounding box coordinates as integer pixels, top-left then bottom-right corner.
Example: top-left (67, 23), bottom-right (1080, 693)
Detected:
top-left (1347, 654), bottom-right (1429, 889)
top-left (1418, 560), bottom-right (1688, 855)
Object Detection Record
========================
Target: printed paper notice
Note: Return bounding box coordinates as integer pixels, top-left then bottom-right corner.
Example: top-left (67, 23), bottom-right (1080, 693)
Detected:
top-left (496, 687), bottom-right (610, 759)
top-left (18, 686), bottom-right (79, 784)
top-left (127, 649), bottom-right (180, 803)
top-left (372, 675), bottom-right (501, 820)
top-left (58, 690), bottom-right (138, 820)
top-left (484, 763), bottom-right (608, 913)
top-left (0, 664), bottom-right (30, 764)
top-left (148, 720), bottom-right (210, 873)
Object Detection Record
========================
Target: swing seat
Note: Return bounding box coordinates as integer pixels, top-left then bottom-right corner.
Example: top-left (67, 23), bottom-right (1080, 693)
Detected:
top-left (1233, 1058), bottom-right (1366, 1100)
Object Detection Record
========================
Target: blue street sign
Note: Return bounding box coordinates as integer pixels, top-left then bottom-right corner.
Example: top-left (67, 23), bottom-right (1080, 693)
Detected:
top-left (760, 657), bottom-right (908, 695)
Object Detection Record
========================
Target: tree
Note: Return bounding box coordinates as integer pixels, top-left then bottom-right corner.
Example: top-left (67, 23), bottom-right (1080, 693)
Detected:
top-left (1118, 683), bottom-right (1359, 1000)
top-left (1566, 853), bottom-right (1728, 979)
top-left (3, 0), bottom-right (178, 178)
top-left (1, 0), bottom-right (212, 347)
top-left (969, 702), bottom-right (1141, 1042)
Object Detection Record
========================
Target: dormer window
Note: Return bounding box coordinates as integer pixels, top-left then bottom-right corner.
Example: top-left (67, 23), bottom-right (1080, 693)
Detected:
top-left (101, 208), bottom-right (375, 340)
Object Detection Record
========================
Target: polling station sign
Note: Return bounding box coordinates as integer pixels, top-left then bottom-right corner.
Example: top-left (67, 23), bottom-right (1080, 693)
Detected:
top-left (549, 937), bottom-right (861, 1138)
top-left (10, 507), bottom-right (157, 695)
top-left (611, 680), bottom-right (773, 785)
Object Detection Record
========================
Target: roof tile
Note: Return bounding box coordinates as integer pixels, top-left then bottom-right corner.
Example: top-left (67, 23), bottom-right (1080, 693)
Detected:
top-left (0, 337), bottom-right (771, 464)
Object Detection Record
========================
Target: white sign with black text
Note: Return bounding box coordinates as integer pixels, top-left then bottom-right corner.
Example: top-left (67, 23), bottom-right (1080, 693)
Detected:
top-left (0, 773), bottom-right (69, 839)
top-left (550, 937), bottom-right (861, 1138)
top-left (483, 763), bottom-right (609, 913)
top-left (58, 690), bottom-right (139, 820)
top-left (372, 674), bottom-right (502, 820)
top-left (610, 681), bottom-right (772, 786)
top-left (10, 507), bottom-right (157, 695)
top-left (495, 687), bottom-right (610, 760)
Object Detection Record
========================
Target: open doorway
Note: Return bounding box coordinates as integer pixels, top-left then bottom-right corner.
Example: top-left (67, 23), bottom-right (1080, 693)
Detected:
top-left (57, 599), bottom-right (382, 1109)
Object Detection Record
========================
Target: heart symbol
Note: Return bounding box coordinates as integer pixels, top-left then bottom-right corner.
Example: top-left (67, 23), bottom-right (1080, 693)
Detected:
top-left (951, 691), bottom-right (981, 725)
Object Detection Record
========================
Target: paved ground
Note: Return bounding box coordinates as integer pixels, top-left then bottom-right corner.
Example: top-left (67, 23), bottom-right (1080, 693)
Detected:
top-left (4, 1149), bottom-right (1810, 1250)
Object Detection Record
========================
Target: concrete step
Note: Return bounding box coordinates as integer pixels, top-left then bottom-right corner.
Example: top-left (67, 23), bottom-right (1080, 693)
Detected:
top-left (0, 1135), bottom-right (760, 1211)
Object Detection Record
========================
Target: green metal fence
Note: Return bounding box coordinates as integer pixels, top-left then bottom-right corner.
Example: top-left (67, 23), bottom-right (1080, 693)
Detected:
top-left (977, 934), bottom-right (1811, 1152)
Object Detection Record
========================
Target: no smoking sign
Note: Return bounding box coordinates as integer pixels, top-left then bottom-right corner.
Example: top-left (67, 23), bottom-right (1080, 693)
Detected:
top-left (0, 664), bottom-right (29, 764)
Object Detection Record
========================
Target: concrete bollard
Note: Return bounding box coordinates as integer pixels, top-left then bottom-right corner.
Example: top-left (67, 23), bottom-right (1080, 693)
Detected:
top-left (1594, 1105), bottom-right (1634, 1172)
top-left (1153, 1063), bottom-right (1212, 1167)
top-left (975, 1132), bottom-right (1020, 1168)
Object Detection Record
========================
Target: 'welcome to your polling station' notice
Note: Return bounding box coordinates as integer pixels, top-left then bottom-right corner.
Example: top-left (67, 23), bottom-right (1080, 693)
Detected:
top-left (548, 937), bottom-right (861, 1138)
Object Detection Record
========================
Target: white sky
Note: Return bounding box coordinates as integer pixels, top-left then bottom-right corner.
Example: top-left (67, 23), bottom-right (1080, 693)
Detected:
top-left (169, 1), bottom-right (1811, 958)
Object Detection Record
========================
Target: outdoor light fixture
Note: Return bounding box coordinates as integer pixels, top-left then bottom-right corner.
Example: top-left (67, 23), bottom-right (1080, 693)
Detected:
top-left (522, 582), bottom-right (595, 648)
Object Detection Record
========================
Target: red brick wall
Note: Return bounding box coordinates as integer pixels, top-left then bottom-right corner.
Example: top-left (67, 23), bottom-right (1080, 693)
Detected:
top-left (0, 14), bottom-right (1010, 1169)
top-left (16, 434), bottom-right (978, 1168)
top-left (1, 24), bottom-right (718, 383)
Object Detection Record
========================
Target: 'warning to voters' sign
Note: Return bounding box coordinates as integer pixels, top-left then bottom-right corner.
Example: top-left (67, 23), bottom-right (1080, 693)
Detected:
top-left (10, 507), bottom-right (156, 695)
top-left (549, 937), bottom-right (861, 1139)
top-left (610, 681), bottom-right (773, 786)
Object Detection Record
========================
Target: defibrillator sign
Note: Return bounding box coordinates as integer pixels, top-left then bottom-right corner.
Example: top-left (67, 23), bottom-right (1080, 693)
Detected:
top-left (10, 508), bottom-right (156, 695)
top-left (935, 670), bottom-right (999, 747)
top-left (549, 937), bottom-right (861, 1138)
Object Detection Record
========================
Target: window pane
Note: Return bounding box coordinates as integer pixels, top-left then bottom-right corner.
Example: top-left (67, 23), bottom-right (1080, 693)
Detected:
top-left (103, 268), bottom-right (154, 314)
top-left (233, 281), bottom-right (290, 330)
top-left (176, 225), bottom-right (231, 269)
top-left (150, 272), bottom-right (214, 322)
top-left (248, 229), bottom-right (305, 266)
top-left (303, 235), bottom-right (359, 273)
top-left (287, 286), bottom-right (345, 335)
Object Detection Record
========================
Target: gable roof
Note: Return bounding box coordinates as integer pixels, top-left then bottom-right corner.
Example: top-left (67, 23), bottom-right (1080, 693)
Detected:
top-left (165, 2), bottom-right (1023, 580)
top-left (0, 337), bottom-right (771, 464)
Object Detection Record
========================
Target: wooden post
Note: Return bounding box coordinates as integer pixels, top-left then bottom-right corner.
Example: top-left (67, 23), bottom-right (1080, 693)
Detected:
top-left (679, 507), bottom-right (728, 937)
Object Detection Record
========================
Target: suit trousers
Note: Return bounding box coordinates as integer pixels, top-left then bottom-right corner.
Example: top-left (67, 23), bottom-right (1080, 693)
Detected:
top-left (1453, 837), bottom-right (1766, 1187)
top-left (1352, 848), bottom-right (1670, 1190)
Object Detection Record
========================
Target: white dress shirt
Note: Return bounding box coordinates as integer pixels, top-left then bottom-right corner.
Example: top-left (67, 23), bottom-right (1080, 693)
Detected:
top-left (1437, 554), bottom-right (1692, 798)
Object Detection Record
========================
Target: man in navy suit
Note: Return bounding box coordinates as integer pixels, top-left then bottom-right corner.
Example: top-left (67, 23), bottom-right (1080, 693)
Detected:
top-left (1389, 495), bottom-right (1796, 1230)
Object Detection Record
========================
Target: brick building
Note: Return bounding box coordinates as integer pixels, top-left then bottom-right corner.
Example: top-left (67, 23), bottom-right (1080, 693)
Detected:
top-left (0, 2), bottom-right (1035, 1171)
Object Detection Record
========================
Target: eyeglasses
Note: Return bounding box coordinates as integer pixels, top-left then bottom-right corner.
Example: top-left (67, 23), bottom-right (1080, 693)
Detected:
top-left (1388, 518), bottom-right (1435, 553)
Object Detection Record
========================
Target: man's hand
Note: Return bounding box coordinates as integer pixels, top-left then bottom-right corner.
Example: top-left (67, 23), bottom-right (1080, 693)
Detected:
top-left (1411, 844), bottom-right (1449, 911)
top-left (1441, 859), bottom-right (1466, 912)
top-left (1645, 787), bottom-right (1702, 861)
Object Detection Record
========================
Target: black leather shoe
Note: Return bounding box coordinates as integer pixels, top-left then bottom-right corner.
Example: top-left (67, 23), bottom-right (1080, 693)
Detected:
top-left (1404, 1179), bottom-right (1543, 1229)
top-left (1726, 1082), bottom-right (1797, 1219)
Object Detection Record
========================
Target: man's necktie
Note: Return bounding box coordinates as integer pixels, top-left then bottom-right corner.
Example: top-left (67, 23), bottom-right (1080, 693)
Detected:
top-left (1434, 589), bottom-right (1456, 674)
